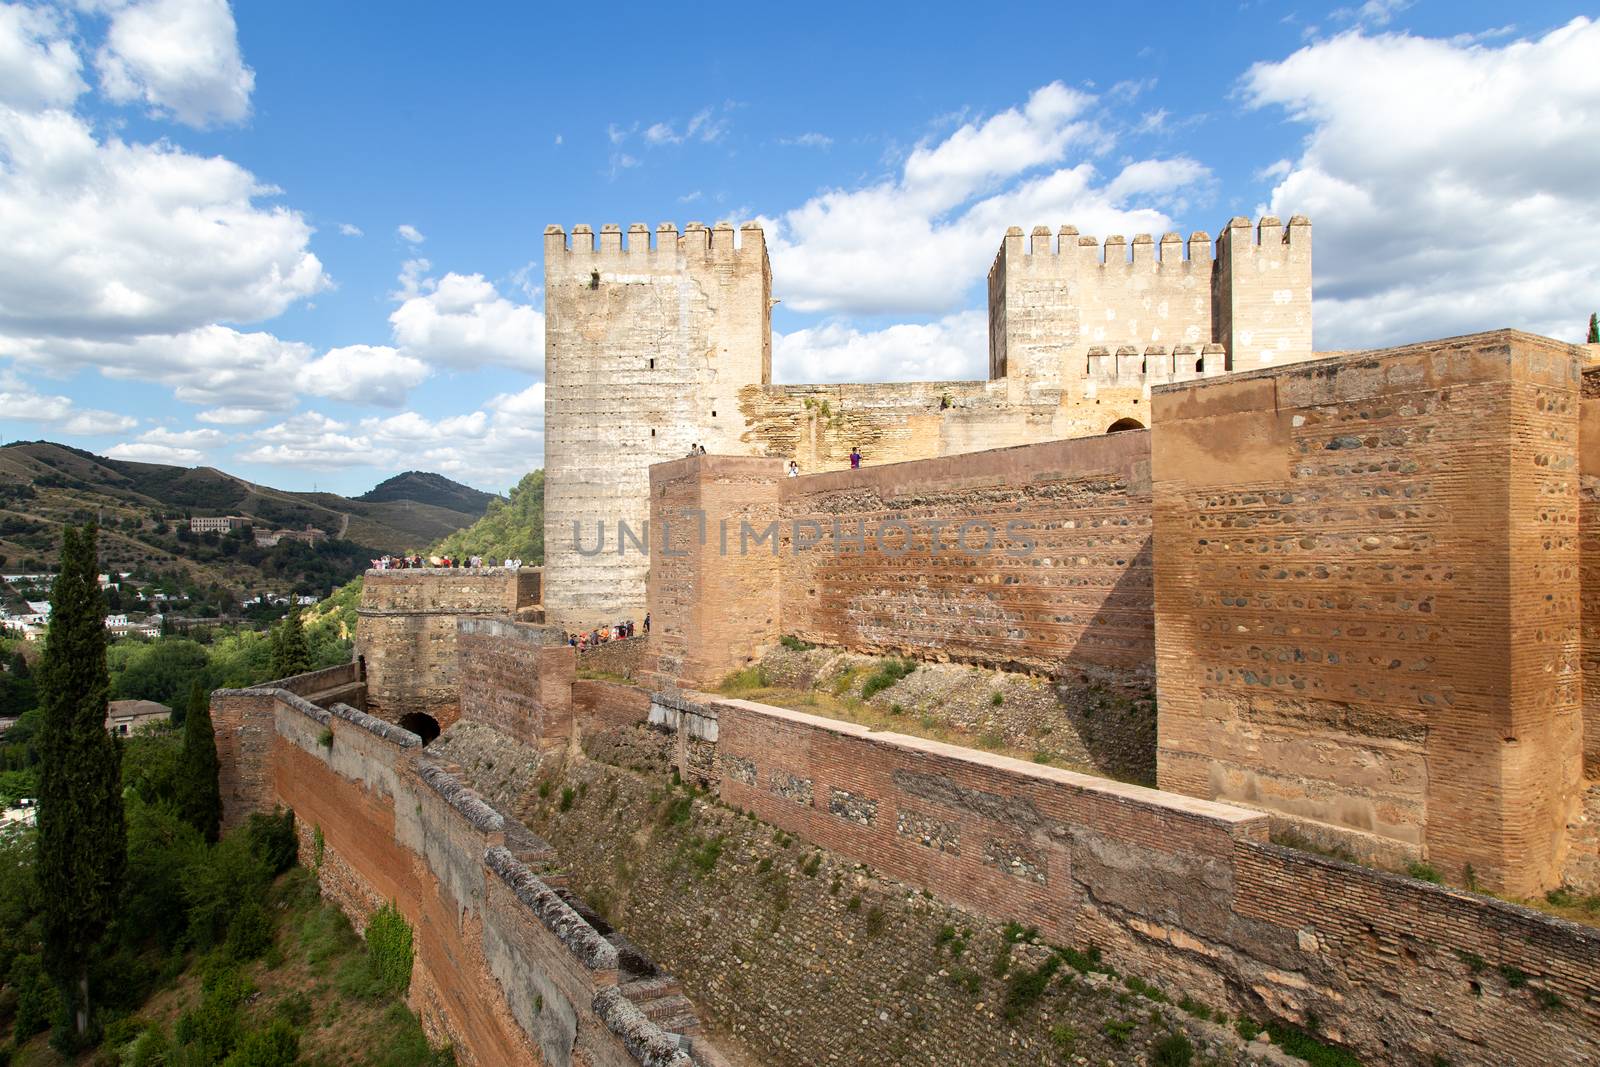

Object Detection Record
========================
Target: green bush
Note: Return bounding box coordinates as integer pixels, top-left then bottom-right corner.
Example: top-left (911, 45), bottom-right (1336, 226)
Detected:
top-left (861, 658), bottom-right (916, 699)
top-left (9, 952), bottom-right (58, 1039)
top-left (219, 1018), bottom-right (300, 1067)
top-left (366, 902), bottom-right (415, 996)
top-left (1151, 1031), bottom-right (1195, 1067)
top-left (226, 898), bottom-right (274, 961)
top-left (779, 635), bottom-right (815, 652)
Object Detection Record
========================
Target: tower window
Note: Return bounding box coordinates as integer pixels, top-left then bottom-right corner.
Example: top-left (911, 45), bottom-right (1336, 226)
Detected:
top-left (651, 429), bottom-right (656, 437)
top-left (711, 410), bottom-right (717, 417)
top-left (649, 358), bottom-right (655, 369)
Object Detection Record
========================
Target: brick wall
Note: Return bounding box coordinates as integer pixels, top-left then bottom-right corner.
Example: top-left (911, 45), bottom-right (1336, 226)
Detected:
top-left (457, 618), bottom-right (574, 748)
top-left (211, 684), bottom-right (715, 1066)
top-left (1152, 330), bottom-right (1586, 894)
top-left (655, 693), bottom-right (1600, 1066)
top-left (576, 634), bottom-right (648, 681)
top-left (357, 568), bottom-right (540, 726)
top-left (1581, 395), bottom-right (1600, 777)
top-left (645, 435), bottom-right (1155, 692)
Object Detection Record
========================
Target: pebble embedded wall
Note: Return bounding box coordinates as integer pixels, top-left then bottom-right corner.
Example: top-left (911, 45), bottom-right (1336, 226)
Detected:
top-left (1151, 330), bottom-right (1586, 894)
top-left (1581, 393), bottom-right (1600, 777)
top-left (357, 569), bottom-right (541, 727)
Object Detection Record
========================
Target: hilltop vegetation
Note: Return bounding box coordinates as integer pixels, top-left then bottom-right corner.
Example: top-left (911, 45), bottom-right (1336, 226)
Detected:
top-left (0, 442), bottom-right (494, 602)
top-left (429, 470), bottom-right (543, 564)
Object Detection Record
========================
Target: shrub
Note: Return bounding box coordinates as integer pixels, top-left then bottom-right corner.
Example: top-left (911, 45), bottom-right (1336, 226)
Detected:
top-left (226, 898), bottom-right (274, 961)
top-left (861, 658), bottom-right (915, 699)
top-left (1406, 861), bottom-right (1442, 884)
top-left (1151, 1031), bottom-right (1195, 1067)
top-left (9, 952), bottom-right (57, 1039)
top-left (990, 691), bottom-right (1005, 706)
top-left (779, 635), bottom-right (814, 652)
top-left (220, 1019), bottom-right (301, 1067)
top-left (366, 902), bottom-right (415, 996)
top-left (247, 808), bottom-right (299, 876)
top-left (1002, 955), bottom-right (1061, 1019)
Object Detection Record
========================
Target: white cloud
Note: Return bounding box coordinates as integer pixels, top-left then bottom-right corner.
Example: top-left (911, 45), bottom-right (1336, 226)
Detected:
top-left (136, 425), bottom-right (226, 448)
top-left (774, 311), bottom-right (987, 384)
top-left (0, 3), bottom-right (85, 110)
top-left (92, 0), bottom-right (255, 127)
top-left (294, 344), bottom-right (429, 406)
top-left (0, 107), bottom-right (326, 341)
top-left (338, 222), bottom-right (362, 237)
top-left (104, 440), bottom-right (204, 464)
top-left (0, 387), bottom-right (137, 434)
top-left (397, 223), bottom-right (425, 244)
top-left (643, 122), bottom-right (676, 145)
top-left (762, 82), bottom-right (1209, 316)
top-left (1245, 17), bottom-right (1600, 347)
top-left (196, 405), bottom-right (271, 425)
top-left (388, 268), bottom-right (543, 372)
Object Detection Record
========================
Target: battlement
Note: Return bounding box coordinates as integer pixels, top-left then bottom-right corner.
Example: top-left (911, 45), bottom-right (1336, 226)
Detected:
top-left (544, 220), bottom-right (766, 259)
top-left (999, 224), bottom-right (1215, 265)
top-left (1217, 213), bottom-right (1312, 248)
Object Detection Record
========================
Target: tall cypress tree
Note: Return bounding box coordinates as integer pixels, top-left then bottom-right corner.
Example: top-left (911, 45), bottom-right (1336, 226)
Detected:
top-left (175, 680), bottom-right (220, 843)
top-left (271, 604), bottom-right (311, 680)
top-left (1589, 312), bottom-right (1599, 345)
top-left (36, 524), bottom-right (125, 1043)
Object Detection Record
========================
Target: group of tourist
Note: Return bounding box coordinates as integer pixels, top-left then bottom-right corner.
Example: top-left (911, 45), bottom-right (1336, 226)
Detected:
top-left (370, 554), bottom-right (528, 570)
top-left (566, 612), bottom-right (648, 650)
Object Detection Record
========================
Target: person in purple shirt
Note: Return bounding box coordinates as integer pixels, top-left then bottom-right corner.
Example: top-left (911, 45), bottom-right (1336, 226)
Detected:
top-left (849, 446), bottom-right (862, 470)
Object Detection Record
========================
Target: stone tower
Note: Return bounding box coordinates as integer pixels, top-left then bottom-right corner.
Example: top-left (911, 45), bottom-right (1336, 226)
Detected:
top-left (542, 222), bottom-right (771, 630)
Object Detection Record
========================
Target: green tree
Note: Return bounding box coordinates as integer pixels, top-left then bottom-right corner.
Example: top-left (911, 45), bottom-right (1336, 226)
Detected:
top-left (36, 524), bottom-right (126, 1044)
top-left (269, 604), bottom-right (310, 680)
top-left (1589, 312), bottom-right (1599, 344)
top-left (110, 638), bottom-right (210, 709)
top-left (175, 680), bottom-right (221, 843)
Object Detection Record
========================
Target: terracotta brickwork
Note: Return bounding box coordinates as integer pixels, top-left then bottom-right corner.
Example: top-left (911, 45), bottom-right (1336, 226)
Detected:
top-left (358, 568), bottom-right (540, 726)
top-left (457, 618), bottom-right (575, 747)
top-left (575, 635), bottom-right (647, 681)
top-left (211, 684), bottom-right (719, 1066)
top-left (644, 436), bottom-right (1155, 691)
top-left (648, 693), bottom-right (1600, 1066)
top-left (1581, 394), bottom-right (1600, 777)
top-left (1152, 330), bottom-right (1586, 894)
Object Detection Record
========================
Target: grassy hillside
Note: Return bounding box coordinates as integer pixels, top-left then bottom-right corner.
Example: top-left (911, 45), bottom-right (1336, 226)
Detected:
top-left (429, 470), bottom-right (543, 564)
top-left (0, 441), bottom-right (497, 602)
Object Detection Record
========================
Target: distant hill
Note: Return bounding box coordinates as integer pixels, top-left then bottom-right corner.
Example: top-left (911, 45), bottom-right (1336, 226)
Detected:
top-left (431, 469), bottom-right (543, 564)
top-left (0, 440), bottom-right (498, 600)
top-left (359, 470), bottom-right (496, 513)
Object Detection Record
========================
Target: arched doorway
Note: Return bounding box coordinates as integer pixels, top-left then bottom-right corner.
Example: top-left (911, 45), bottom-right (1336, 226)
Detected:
top-left (397, 712), bottom-right (441, 745)
top-left (1106, 417), bottom-right (1145, 433)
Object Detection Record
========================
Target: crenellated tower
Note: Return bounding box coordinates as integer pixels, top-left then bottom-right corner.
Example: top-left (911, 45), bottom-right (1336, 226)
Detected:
top-left (542, 221), bottom-right (771, 630)
top-left (987, 215), bottom-right (1314, 394)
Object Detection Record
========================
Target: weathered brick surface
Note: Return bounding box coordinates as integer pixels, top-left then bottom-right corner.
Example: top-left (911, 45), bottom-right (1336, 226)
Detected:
top-left (645, 435), bottom-right (1155, 692)
top-left (219, 681), bottom-right (719, 1066)
top-left (358, 568), bottom-right (540, 726)
top-left (458, 617), bottom-right (575, 747)
top-left (1152, 330), bottom-right (1586, 894)
top-left (660, 692), bottom-right (1600, 1066)
top-left (1581, 395), bottom-right (1600, 778)
top-left (576, 636), bottom-right (647, 681)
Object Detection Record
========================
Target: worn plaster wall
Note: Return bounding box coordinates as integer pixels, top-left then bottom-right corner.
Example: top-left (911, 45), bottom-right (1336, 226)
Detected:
top-left (457, 617), bottom-right (575, 747)
top-left (1152, 330), bottom-right (1586, 894)
top-left (357, 569), bottom-right (540, 726)
top-left (1581, 393), bottom-right (1600, 778)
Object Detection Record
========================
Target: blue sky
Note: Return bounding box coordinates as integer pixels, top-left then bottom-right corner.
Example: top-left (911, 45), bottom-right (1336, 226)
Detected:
top-left (1, 0), bottom-right (1597, 495)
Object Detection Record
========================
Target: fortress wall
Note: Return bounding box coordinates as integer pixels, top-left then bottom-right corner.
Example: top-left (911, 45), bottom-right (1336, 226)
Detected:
top-left (1581, 394), bottom-right (1600, 777)
top-left (635, 693), bottom-right (1600, 1066)
top-left (212, 683), bottom-right (711, 1067)
top-left (643, 436), bottom-right (1154, 690)
top-left (357, 568), bottom-right (539, 726)
top-left (644, 455), bottom-right (785, 690)
top-left (543, 222), bottom-right (771, 632)
top-left (576, 634), bottom-right (647, 682)
top-left (1152, 330), bottom-right (1585, 894)
top-left (457, 618), bottom-right (575, 748)
top-left (777, 434), bottom-right (1154, 680)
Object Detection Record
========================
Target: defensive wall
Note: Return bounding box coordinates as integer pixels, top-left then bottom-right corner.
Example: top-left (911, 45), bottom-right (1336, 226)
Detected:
top-left (594, 690), bottom-right (1600, 1066)
top-left (210, 672), bottom-right (725, 1067)
top-left (542, 217), bottom-right (1319, 631)
top-left (357, 568), bottom-right (541, 729)
top-left (640, 330), bottom-right (1596, 895)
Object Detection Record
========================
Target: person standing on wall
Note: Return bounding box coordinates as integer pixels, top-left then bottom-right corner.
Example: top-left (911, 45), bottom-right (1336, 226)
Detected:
top-left (850, 446), bottom-right (862, 470)
top-left (787, 460), bottom-right (799, 477)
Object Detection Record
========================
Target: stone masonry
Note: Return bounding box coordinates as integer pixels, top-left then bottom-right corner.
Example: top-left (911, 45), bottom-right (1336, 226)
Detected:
top-left (543, 217), bottom-right (1318, 631)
